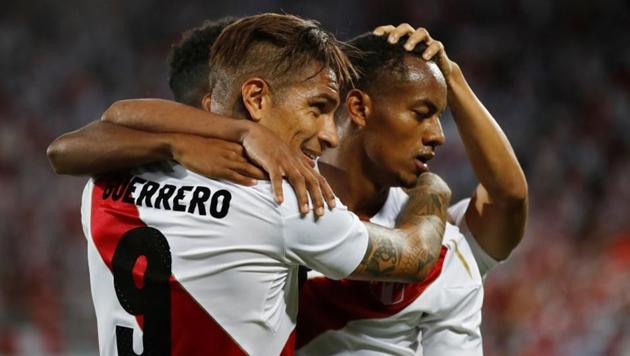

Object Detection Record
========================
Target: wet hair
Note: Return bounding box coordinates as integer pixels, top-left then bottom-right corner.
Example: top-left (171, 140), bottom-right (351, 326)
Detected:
top-left (208, 13), bottom-right (357, 109)
top-left (347, 33), bottom-right (431, 93)
top-left (167, 17), bottom-right (237, 106)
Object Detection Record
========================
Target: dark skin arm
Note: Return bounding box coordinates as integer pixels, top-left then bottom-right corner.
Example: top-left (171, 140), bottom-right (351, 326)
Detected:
top-left (47, 120), bottom-right (172, 176)
top-left (376, 24), bottom-right (528, 261)
top-left (47, 99), bottom-right (337, 216)
top-left (349, 173), bottom-right (450, 283)
top-left (47, 120), bottom-right (266, 184)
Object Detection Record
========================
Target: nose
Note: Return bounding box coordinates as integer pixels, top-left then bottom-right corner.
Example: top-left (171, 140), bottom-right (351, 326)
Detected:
top-left (318, 114), bottom-right (340, 149)
top-left (423, 116), bottom-right (445, 148)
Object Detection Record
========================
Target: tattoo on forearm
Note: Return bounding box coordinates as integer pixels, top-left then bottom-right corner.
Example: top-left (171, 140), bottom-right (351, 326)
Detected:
top-left (356, 221), bottom-right (441, 281)
top-left (357, 225), bottom-right (403, 277)
top-left (353, 174), bottom-right (450, 281)
top-left (398, 188), bottom-right (448, 226)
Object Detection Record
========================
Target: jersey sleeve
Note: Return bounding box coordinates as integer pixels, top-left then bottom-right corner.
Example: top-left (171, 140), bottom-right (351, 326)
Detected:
top-left (282, 198), bottom-right (369, 280)
top-left (448, 198), bottom-right (499, 278)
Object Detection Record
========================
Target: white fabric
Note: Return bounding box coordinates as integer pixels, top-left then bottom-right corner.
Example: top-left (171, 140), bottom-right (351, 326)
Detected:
top-left (81, 164), bottom-right (368, 356)
top-left (448, 198), bottom-right (499, 278)
top-left (298, 188), bottom-right (495, 356)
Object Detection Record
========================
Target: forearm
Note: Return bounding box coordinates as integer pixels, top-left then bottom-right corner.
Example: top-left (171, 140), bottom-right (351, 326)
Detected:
top-left (395, 179), bottom-right (449, 279)
top-left (352, 218), bottom-right (443, 283)
top-left (102, 99), bottom-right (253, 143)
top-left (447, 66), bottom-right (527, 201)
top-left (47, 121), bottom-right (174, 176)
top-left (351, 174), bottom-right (449, 283)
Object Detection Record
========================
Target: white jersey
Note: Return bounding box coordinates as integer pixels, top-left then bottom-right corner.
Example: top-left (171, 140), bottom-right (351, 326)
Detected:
top-left (296, 188), bottom-right (498, 356)
top-left (80, 164), bottom-right (368, 356)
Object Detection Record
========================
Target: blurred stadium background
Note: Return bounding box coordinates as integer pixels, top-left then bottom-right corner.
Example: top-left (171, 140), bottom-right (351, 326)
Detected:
top-left (1, 0), bottom-right (629, 355)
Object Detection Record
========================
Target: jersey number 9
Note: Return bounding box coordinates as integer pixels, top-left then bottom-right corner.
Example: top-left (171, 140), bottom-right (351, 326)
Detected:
top-left (112, 227), bottom-right (172, 356)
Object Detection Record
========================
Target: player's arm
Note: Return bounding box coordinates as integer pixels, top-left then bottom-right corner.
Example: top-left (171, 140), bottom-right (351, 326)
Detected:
top-left (446, 66), bottom-right (527, 261)
top-left (47, 120), bottom-right (266, 184)
top-left (349, 172), bottom-right (450, 282)
top-left (104, 98), bottom-right (335, 214)
top-left (375, 24), bottom-right (528, 261)
top-left (47, 98), bottom-right (336, 215)
top-left (286, 172), bottom-right (450, 283)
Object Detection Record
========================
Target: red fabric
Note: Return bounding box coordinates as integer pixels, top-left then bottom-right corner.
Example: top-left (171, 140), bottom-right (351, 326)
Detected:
top-left (280, 330), bottom-right (296, 356)
top-left (296, 246), bottom-right (447, 348)
top-left (90, 177), bottom-right (250, 355)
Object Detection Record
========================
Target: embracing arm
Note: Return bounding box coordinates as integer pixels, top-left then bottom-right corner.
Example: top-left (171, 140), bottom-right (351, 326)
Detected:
top-left (349, 173), bottom-right (450, 283)
top-left (102, 98), bottom-right (335, 213)
top-left (47, 98), bottom-right (336, 215)
top-left (47, 120), bottom-right (173, 176)
top-left (447, 66), bottom-right (528, 261)
top-left (102, 99), bottom-right (252, 142)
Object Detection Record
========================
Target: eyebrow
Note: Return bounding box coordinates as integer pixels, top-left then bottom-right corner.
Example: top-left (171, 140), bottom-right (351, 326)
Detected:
top-left (311, 92), bottom-right (339, 107)
top-left (412, 98), bottom-right (437, 112)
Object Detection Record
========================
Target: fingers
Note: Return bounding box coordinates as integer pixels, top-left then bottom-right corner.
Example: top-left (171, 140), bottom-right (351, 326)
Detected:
top-left (269, 167), bottom-right (285, 205)
top-left (232, 161), bottom-right (267, 180)
top-left (285, 168), bottom-right (310, 215)
top-left (373, 25), bottom-right (395, 36)
top-left (302, 168), bottom-right (325, 217)
top-left (422, 40), bottom-right (444, 60)
top-left (318, 174), bottom-right (336, 210)
top-left (222, 170), bottom-right (259, 186)
top-left (386, 23), bottom-right (416, 44)
top-left (374, 24), bottom-right (444, 62)
top-left (283, 162), bottom-right (328, 217)
top-left (403, 27), bottom-right (430, 51)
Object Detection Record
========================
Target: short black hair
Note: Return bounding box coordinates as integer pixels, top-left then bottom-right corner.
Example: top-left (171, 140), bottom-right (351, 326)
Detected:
top-left (167, 17), bottom-right (237, 106)
top-left (347, 33), bottom-right (430, 92)
top-left (209, 13), bottom-right (357, 109)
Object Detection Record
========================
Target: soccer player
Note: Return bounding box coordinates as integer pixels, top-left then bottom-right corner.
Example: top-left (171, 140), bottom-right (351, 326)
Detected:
top-left (295, 25), bottom-right (528, 355)
top-left (52, 14), bottom-right (451, 356)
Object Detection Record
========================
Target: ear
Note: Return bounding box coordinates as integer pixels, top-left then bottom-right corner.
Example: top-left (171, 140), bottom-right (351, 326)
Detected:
top-left (345, 89), bottom-right (371, 128)
top-left (241, 77), bottom-right (271, 122)
top-left (201, 92), bottom-right (212, 112)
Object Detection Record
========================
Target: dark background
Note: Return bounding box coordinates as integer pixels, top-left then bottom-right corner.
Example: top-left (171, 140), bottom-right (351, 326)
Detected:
top-left (1, 0), bottom-right (629, 354)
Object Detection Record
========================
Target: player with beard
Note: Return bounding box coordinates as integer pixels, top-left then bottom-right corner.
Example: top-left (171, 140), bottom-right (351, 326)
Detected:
top-left (48, 21), bottom-right (526, 355)
top-left (49, 15), bottom-right (451, 356)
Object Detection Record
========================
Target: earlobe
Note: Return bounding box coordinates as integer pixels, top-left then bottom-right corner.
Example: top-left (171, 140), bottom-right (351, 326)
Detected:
top-left (201, 92), bottom-right (212, 112)
top-left (346, 89), bottom-right (371, 128)
top-left (241, 78), bottom-right (269, 122)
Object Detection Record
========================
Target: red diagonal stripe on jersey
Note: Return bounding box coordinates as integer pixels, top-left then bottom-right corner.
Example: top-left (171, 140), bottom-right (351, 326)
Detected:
top-left (90, 176), bottom-right (248, 355)
top-left (296, 246), bottom-right (447, 349)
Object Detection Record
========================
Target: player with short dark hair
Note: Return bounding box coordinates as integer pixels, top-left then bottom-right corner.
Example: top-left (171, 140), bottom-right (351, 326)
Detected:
top-left (168, 17), bottom-right (237, 106)
top-left (296, 25), bottom-right (527, 354)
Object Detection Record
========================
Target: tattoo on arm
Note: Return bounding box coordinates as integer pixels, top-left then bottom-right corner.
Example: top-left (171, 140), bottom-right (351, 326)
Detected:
top-left (351, 173), bottom-right (450, 282)
top-left (355, 224), bottom-right (404, 278)
top-left (398, 176), bottom-right (449, 225)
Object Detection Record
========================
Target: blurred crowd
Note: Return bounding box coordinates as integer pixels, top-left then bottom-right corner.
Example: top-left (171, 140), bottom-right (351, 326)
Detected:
top-left (1, 0), bottom-right (628, 354)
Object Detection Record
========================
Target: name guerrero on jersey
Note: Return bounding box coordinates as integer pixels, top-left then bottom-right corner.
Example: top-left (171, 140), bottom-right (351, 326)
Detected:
top-left (81, 164), bottom-right (369, 356)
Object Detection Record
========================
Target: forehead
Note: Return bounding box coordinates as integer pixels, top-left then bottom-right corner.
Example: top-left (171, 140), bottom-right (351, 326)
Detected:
top-left (271, 63), bottom-right (341, 107)
top-left (375, 56), bottom-right (447, 108)
top-left (293, 63), bottom-right (339, 95)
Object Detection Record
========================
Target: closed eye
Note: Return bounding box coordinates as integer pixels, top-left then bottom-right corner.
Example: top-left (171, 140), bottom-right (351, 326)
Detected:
top-left (413, 110), bottom-right (432, 120)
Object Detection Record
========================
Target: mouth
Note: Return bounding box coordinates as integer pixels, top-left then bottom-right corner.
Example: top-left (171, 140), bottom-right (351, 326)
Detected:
top-left (302, 149), bottom-right (320, 168)
top-left (414, 152), bottom-right (435, 174)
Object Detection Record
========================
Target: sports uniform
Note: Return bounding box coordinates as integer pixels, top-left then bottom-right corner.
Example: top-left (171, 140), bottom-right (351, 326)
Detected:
top-left (296, 188), bottom-right (498, 356)
top-left (80, 164), bottom-right (369, 356)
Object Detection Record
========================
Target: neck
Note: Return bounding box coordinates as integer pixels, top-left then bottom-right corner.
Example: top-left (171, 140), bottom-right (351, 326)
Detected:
top-left (320, 133), bottom-right (390, 218)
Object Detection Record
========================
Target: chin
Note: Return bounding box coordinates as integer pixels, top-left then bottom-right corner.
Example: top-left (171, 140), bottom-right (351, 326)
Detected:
top-left (396, 172), bottom-right (418, 189)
